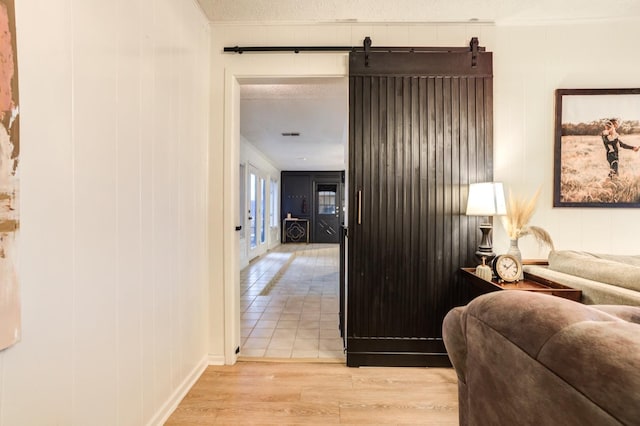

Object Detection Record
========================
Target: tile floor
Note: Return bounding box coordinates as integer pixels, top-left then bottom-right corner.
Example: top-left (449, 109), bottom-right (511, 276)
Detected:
top-left (239, 243), bottom-right (345, 361)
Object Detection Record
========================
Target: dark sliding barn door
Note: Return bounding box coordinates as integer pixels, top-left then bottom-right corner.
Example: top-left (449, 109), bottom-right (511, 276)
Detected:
top-left (347, 42), bottom-right (493, 366)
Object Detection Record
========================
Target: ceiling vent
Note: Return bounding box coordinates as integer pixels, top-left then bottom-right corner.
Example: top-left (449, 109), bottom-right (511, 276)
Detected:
top-left (281, 132), bottom-right (300, 136)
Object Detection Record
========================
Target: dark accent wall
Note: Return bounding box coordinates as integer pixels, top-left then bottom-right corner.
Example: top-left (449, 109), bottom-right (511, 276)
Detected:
top-left (281, 171), bottom-right (344, 243)
top-left (281, 173), bottom-right (311, 219)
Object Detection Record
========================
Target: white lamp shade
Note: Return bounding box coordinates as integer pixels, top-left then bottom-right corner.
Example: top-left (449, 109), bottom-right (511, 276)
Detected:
top-left (465, 182), bottom-right (506, 216)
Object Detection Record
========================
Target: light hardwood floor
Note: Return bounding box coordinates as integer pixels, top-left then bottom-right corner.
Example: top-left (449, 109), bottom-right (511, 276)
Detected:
top-left (166, 361), bottom-right (459, 425)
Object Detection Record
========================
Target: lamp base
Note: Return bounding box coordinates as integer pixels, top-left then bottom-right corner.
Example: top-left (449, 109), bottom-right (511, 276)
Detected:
top-left (475, 223), bottom-right (495, 261)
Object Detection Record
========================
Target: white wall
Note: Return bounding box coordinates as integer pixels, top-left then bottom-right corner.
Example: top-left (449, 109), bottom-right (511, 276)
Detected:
top-left (0, 1), bottom-right (210, 425)
top-left (493, 20), bottom-right (640, 257)
top-left (241, 138), bottom-right (280, 179)
top-left (210, 19), bottom-right (640, 360)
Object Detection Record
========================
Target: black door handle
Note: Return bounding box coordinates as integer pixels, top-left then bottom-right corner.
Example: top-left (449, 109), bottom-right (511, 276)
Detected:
top-left (235, 226), bottom-right (242, 231)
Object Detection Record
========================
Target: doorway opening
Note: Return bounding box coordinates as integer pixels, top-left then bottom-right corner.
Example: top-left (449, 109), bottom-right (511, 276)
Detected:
top-left (236, 76), bottom-right (348, 361)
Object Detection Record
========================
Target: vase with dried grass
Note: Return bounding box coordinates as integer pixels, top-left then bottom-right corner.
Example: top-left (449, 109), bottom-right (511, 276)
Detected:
top-left (501, 188), bottom-right (555, 279)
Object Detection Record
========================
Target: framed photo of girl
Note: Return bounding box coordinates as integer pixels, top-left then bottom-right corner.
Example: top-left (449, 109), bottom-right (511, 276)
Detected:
top-left (554, 88), bottom-right (640, 207)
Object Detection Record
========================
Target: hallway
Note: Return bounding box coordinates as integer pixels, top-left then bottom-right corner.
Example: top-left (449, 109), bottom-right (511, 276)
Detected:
top-left (240, 244), bottom-right (345, 361)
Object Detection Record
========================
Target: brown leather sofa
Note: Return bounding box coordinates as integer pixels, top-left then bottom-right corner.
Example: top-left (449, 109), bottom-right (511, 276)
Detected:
top-left (442, 291), bottom-right (640, 425)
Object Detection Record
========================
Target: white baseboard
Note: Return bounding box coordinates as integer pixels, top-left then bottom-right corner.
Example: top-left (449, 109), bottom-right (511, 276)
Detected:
top-left (208, 354), bottom-right (226, 365)
top-left (147, 355), bottom-right (208, 426)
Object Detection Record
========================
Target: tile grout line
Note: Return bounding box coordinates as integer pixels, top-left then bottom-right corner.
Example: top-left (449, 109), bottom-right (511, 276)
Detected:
top-left (258, 251), bottom-right (298, 296)
top-left (240, 244), bottom-right (344, 361)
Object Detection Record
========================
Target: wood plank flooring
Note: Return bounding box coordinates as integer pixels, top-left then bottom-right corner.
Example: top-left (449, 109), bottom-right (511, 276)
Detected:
top-left (166, 361), bottom-right (459, 425)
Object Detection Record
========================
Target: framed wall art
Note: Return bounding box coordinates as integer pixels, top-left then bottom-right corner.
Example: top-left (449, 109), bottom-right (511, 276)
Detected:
top-left (554, 88), bottom-right (640, 207)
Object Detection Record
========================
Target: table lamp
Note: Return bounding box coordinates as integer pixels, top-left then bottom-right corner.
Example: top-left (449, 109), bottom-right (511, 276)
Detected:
top-left (466, 182), bottom-right (506, 266)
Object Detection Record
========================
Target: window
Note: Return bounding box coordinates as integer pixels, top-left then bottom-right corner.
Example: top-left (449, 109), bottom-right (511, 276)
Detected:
top-left (249, 172), bottom-right (257, 248)
top-left (239, 164), bottom-right (245, 239)
top-left (270, 179), bottom-right (278, 227)
top-left (317, 184), bottom-right (337, 215)
top-left (260, 177), bottom-right (266, 244)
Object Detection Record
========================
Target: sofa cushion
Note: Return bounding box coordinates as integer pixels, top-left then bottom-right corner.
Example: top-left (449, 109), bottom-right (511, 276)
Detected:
top-left (538, 320), bottom-right (640, 426)
top-left (590, 304), bottom-right (640, 323)
top-left (592, 253), bottom-right (640, 267)
top-left (548, 250), bottom-right (640, 293)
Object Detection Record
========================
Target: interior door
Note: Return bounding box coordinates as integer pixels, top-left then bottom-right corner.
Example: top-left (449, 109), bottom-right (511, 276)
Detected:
top-left (314, 182), bottom-right (341, 243)
top-left (248, 165), bottom-right (267, 260)
top-left (347, 41), bottom-right (493, 367)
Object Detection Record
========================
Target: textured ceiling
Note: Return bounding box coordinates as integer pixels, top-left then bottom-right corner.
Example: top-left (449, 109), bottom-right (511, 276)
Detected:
top-left (197, 0), bottom-right (640, 24)
top-left (240, 78), bottom-right (348, 172)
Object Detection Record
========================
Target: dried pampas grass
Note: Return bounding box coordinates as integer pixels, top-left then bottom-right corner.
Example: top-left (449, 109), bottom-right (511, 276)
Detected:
top-left (526, 225), bottom-right (555, 251)
top-left (501, 188), bottom-right (555, 250)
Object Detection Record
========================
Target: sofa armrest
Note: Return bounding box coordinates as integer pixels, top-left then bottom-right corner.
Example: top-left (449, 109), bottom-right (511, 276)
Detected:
top-left (442, 307), bottom-right (467, 383)
top-left (465, 291), bottom-right (620, 359)
top-left (444, 291), bottom-right (640, 425)
top-left (524, 264), bottom-right (640, 306)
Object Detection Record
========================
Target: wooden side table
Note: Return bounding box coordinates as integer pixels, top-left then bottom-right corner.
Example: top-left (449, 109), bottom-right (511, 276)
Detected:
top-left (460, 267), bottom-right (582, 302)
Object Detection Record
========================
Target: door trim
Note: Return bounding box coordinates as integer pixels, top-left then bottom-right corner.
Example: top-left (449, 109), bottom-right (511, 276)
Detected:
top-left (222, 59), bottom-right (348, 364)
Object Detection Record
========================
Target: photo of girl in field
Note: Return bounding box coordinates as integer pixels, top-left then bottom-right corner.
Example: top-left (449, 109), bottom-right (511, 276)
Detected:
top-left (601, 118), bottom-right (640, 179)
top-left (555, 90), bottom-right (640, 206)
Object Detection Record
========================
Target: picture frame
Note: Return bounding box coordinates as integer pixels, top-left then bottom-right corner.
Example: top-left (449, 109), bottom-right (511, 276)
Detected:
top-left (554, 88), bottom-right (640, 207)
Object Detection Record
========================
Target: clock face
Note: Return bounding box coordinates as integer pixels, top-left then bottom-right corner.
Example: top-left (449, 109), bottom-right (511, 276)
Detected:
top-left (493, 254), bottom-right (522, 282)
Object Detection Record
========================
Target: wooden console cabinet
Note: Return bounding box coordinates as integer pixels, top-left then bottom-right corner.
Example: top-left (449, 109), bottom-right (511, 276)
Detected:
top-left (460, 267), bottom-right (582, 302)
